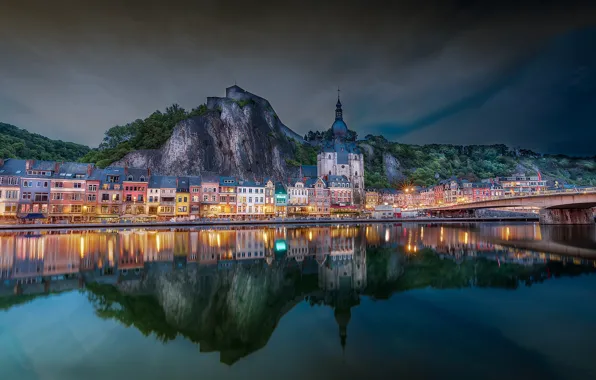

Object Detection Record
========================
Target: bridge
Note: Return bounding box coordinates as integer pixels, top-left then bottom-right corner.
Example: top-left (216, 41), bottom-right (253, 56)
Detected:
top-left (429, 189), bottom-right (596, 225)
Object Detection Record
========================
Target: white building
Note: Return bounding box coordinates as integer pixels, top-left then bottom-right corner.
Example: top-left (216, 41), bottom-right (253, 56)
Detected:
top-left (317, 95), bottom-right (364, 204)
top-left (287, 179), bottom-right (309, 215)
top-left (236, 180), bottom-right (265, 215)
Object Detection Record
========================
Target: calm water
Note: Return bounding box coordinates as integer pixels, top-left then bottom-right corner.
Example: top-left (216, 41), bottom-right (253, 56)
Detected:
top-left (2, 222), bottom-right (596, 380)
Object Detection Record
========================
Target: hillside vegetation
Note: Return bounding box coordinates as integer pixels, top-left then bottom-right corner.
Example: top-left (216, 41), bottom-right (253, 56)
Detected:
top-left (0, 123), bottom-right (90, 161)
top-left (360, 135), bottom-right (596, 188)
top-left (81, 104), bottom-right (208, 168)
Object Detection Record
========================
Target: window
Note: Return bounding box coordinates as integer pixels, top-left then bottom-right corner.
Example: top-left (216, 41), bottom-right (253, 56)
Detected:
top-left (22, 192), bottom-right (31, 200)
top-left (87, 194), bottom-right (96, 202)
top-left (52, 193), bottom-right (63, 200)
top-left (138, 195), bottom-right (144, 202)
top-left (184, 197), bottom-right (187, 202)
top-left (71, 205), bottom-right (82, 213)
top-left (88, 184), bottom-right (97, 192)
top-left (127, 175), bottom-right (133, 181)
top-left (72, 193), bottom-right (81, 201)
top-left (53, 182), bottom-right (64, 188)
top-left (140, 176), bottom-right (145, 182)
top-left (74, 182), bottom-right (82, 189)
top-left (126, 195), bottom-right (132, 202)
top-left (203, 195), bottom-right (208, 202)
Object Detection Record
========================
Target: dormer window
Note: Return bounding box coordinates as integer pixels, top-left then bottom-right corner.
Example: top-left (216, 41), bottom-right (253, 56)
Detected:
top-left (127, 175), bottom-right (133, 181)
top-left (140, 176), bottom-right (145, 182)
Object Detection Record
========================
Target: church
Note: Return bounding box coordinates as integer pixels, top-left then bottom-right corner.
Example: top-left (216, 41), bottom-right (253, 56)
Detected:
top-left (317, 93), bottom-right (365, 204)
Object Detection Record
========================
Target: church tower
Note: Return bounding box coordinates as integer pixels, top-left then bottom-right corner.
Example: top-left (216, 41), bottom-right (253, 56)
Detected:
top-left (317, 91), bottom-right (365, 206)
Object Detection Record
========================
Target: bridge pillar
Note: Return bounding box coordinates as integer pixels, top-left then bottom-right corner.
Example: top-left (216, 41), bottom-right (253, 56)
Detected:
top-left (539, 208), bottom-right (595, 225)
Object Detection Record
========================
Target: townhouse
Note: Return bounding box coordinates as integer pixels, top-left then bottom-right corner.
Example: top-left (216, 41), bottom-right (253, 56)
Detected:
top-left (0, 159), bottom-right (24, 220)
top-left (236, 179), bottom-right (266, 217)
top-left (219, 176), bottom-right (238, 217)
top-left (18, 160), bottom-right (53, 219)
top-left (122, 167), bottom-right (149, 216)
top-left (274, 183), bottom-right (287, 217)
top-left (200, 174), bottom-right (220, 217)
top-left (49, 163), bottom-right (92, 222)
top-left (176, 177), bottom-right (190, 217)
top-left (327, 175), bottom-right (352, 207)
top-left (287, 178), bottom-right (309, 216)
top-left (189, 176), bottom-right (202, 217)
top-left (305, 177), bottom-right (330, 216)
top-left (96, 167), bottom-right (124, 221)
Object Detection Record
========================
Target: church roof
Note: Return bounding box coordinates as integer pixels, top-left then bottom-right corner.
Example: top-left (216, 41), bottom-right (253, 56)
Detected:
top-left (331, 119), bottom-right (348, 138)
top-left (300, 165), bottom-right (318, 178)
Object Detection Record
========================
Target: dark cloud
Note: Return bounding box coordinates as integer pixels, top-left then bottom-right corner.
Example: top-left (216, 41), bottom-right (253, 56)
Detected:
top-left (0, 0), bottom-right (595, 154)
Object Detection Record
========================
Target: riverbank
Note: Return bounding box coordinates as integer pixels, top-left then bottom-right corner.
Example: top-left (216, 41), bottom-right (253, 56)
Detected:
top-left (0, 216), bottom-right (539, 231)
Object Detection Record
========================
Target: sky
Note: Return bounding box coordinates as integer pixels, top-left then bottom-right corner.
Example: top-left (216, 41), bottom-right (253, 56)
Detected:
top-left (1, 0), bottom-right (595, 155)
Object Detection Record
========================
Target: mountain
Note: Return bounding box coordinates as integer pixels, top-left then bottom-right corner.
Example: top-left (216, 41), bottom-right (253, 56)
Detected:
top-left (0, 122), bottom-right (90, 161)
top-left (105, 85), bottom-right (313, 180)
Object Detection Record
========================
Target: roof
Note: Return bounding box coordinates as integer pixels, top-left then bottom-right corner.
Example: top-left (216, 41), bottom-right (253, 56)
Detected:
top-left (275, 183), bottom-right (287, 194)
top-left (327, 175), bottom-right (350, 185)
top-left (237, 179), bottom-right (265, 187)
top-left (30, 160), bottom-right (57, 171)
top-left (123, 167), bottom-right (149, 182)
top-left (54, 162), bottom-right (90, 178)
top-left (321, 140), bottom-right (360, 164)
top-left (149, 175), bottom-right (177, 188)
top-left (188, 176), bottom-right (202, 186)
top-left (219, 176), bottom-right (238, 186)
top-left (305, 177), bottom-right (324, 187)
top-left (177, 176), bottom-right (189, 190)
top-left (98, 167), bottom-right (126, 186)
top-left (0, 159), bottom-right (26, 176)
top-left (300, 165), bottom-right (318, 178)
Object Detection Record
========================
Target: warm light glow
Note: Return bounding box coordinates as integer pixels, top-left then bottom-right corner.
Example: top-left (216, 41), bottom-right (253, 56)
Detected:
top-left (80, 236), bottom-right (85, 258)
top-left (385, 229), bottom-right (390, 242)
top-left (464, 232), bottom-right (468, 245)
top-left (156, 235), bottom-right (161, 252)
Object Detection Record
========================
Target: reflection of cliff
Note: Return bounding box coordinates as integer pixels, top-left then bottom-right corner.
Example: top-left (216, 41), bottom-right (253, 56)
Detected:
top-left (88, 258), bottom-right (322, 365)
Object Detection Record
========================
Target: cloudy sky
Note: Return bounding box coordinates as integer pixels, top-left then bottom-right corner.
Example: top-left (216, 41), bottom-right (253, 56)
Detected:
top-left (1, 0), bottom-right (595, 155)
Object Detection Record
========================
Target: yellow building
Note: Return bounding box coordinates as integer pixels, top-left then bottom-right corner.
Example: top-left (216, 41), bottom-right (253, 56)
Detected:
top-left (176, 177), bottom-right (190, 217)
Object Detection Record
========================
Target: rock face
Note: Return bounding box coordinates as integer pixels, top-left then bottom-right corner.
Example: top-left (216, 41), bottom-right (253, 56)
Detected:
top-left (115, 85), bottom-right (304, 179)
top-left (382, 152), bottom-right (404, 183)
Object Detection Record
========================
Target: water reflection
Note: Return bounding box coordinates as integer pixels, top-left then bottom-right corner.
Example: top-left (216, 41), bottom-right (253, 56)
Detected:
top-left (1, 223), bottom-right (596, 365)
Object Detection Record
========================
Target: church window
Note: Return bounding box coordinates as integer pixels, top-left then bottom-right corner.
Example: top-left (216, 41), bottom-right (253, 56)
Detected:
top-left (328, 155), bottom-right (331, 159)
top-left (355, 171), bottom-right (358, 176)
top-left (341, 165), bottom-right (345, 169)
top-left (329, 171), bottom-right (331, 175)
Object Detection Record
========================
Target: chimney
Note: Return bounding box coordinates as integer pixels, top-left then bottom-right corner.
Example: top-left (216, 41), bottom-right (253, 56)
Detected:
top-left (54, 161), bottom-right (60, 173)
top-left (124, 165), bottom-right (128, 176)
top-left (25, 159), bottom-right (35, 170)
top-left (0, 158), bottom-right (4, 167)
top-left (87, 164), bottom-right (93, 176)
top-left (147, 167), bottom-right (151, 177)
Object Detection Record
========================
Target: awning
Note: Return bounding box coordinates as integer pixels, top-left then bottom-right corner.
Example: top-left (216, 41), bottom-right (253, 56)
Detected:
top-left (21, 213), bottom-right (47, 219)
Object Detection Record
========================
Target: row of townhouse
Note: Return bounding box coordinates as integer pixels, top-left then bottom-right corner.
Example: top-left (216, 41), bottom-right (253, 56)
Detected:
top-left (0, 158), bottom-right (358, 222)
top-left (365, 179), bottom-right (509, 209)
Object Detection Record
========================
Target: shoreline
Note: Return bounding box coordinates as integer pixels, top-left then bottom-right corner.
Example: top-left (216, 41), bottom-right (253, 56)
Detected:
top-left (0, 216), bottom-right (539, 231)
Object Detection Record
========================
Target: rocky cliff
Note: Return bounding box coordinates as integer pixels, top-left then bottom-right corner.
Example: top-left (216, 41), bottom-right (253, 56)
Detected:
top-left (114, 86), bottom-right (304, 179)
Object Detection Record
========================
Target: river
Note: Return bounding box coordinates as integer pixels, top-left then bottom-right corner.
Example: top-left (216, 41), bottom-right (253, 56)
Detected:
top-left (1, 222), bottom-right (596, 380)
